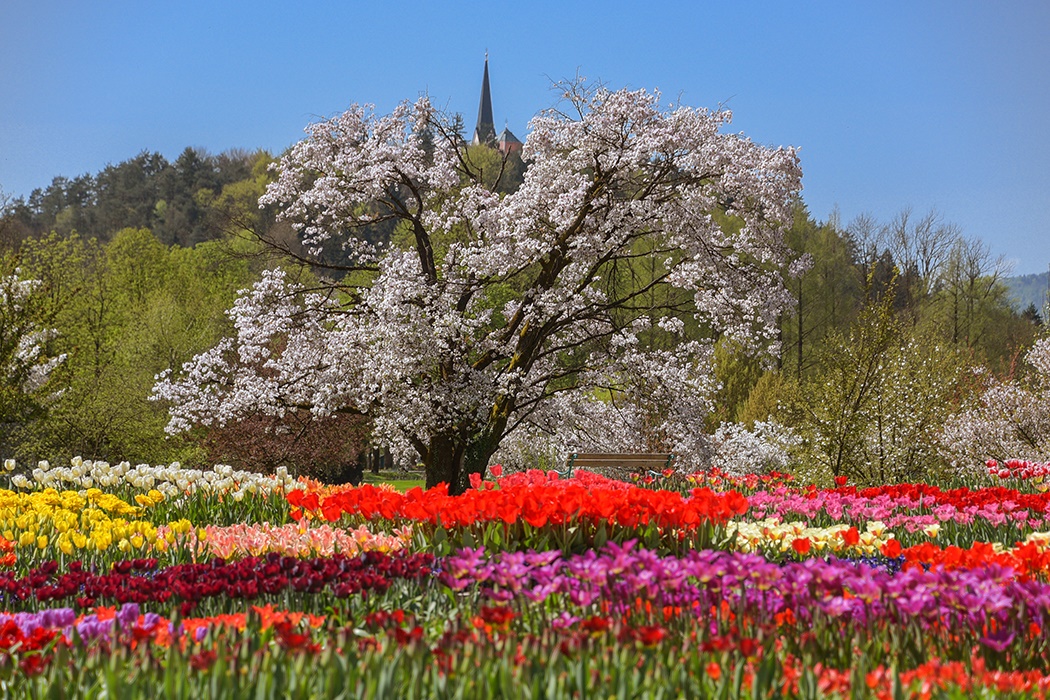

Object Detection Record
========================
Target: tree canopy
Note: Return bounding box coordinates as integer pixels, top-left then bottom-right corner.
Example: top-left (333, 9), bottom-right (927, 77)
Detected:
top-left (153, 82), bottom-right (803, 492)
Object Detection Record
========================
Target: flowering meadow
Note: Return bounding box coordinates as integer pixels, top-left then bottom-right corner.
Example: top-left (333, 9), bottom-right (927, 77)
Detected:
top-left (1, 458), bottom-right (1050, 698)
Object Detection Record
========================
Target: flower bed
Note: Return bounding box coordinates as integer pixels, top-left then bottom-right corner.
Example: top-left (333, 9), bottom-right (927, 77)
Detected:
top-left (0, 459), bottom-right (1048, 698)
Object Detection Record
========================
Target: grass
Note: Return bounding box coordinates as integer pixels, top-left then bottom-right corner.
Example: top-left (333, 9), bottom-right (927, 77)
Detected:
top-left (361, 469), bottom-right (426, 491)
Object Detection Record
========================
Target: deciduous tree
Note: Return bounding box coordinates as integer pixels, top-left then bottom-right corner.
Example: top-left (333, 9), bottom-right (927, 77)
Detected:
top-left (940, 336), bottom-right (1050, 468)
top-left (154, 81), bottom-right (802, 491)
top-left (0, 265), bottom-right (64, 452)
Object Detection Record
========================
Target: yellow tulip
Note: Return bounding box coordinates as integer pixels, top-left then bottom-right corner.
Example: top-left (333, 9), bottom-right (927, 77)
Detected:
top-left (61, 493), bottom-right (85, 510)
top-left (866, 521), bottom-right (887, 538)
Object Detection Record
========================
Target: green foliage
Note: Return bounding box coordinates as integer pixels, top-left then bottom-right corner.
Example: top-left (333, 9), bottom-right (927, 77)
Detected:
top-left (0, 258), bottom-right (59, 448)
top-left (710, 337), bottom-right (766, 427)
top-left (780, 205), bottom-right (863, 381)
top-left (771, 207), bottom-right (1039, 483)
top-left (10, 229), bottom-right (256, 464)
top-left (209, 151), bottom-right (278, 235)
top-left (1020, 302), bottom-right (1043, 326)
top-left (5, 148), bottom-right (273, 248)
top-left (920, 237), bottom-right (1037, 373)
top-left (735, 371), bottom-right (794, 427)
top-left (784, 283), bottom-right (970, 484)
top-left (461, 143), bottom-right (526, 194)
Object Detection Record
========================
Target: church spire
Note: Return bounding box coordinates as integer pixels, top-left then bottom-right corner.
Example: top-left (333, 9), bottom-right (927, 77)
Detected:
top-left (472, 52), bottom-right (497, 145)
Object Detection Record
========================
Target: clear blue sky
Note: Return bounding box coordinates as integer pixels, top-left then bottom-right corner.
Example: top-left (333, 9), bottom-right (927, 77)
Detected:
top-left (2, 1), bottom-right (1048, 273)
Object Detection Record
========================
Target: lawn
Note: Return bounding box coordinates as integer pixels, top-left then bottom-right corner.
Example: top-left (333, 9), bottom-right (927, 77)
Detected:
top-left (360, 469), bottom-right (426, 492)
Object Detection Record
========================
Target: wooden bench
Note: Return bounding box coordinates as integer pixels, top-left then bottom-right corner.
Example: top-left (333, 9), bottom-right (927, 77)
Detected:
top-left (559, 452), bottom-right (676, 480)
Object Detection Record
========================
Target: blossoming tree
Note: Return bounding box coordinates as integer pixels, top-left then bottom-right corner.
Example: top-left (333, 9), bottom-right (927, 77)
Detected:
top-left (940, 337), bottom-right (1050, 468)
top-left (1, 269), bottom-right (64, 447)
top-left (153, 81), bottom-right (802, 491)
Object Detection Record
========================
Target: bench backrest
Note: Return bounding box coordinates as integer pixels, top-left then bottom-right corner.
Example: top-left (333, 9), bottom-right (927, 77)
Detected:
top-left (566, 452), bottom-right (675, 475)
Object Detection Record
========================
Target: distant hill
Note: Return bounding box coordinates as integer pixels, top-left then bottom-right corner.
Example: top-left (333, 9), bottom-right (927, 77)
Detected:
top-left (1005, 271), bottom-right (1049, 314)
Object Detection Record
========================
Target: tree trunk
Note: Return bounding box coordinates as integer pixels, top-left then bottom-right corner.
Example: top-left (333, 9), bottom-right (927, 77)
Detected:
top-left (423, 426), bottom-right (504, 495)
top-left (423, 392), bottom-right (515, 494)
top-left (424, 433), bottom-right (466, 493)
top-left (796, 278), bottom-right (804, 380)
top-left (462, 429), bottom-right (500, 489)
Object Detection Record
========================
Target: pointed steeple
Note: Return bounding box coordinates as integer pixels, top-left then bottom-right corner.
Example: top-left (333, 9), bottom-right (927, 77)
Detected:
top-left (472, 52), bottom-right (497, 145)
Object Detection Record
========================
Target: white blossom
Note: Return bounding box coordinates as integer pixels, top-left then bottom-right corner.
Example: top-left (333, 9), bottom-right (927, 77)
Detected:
top-left (940, 337), bottom-right (1050, 469)
top-left (154, 81), bottom-right (802, 486)
top-left (709, 421), bottom-right (801, 476)
top-left (0, 270), bottom-right (65, 401)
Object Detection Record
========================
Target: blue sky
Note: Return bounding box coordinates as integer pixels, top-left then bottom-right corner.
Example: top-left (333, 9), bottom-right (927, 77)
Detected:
top-left (2, 1), bottom-right (1048, 273)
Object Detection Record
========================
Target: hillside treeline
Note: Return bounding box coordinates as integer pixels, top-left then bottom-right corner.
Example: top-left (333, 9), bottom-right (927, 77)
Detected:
top-left (1, 148), bottom-right (278, 249)
top-left (0, 148), bottom-right (1043, 484)
top-left (1006, 271), bottom-right (1050, 317)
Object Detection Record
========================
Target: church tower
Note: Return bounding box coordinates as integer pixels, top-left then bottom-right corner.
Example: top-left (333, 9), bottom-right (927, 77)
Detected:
top-left (471, 54), bottom-right (521, 154)
top-left (472, 54), bottom-right (497, 146)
